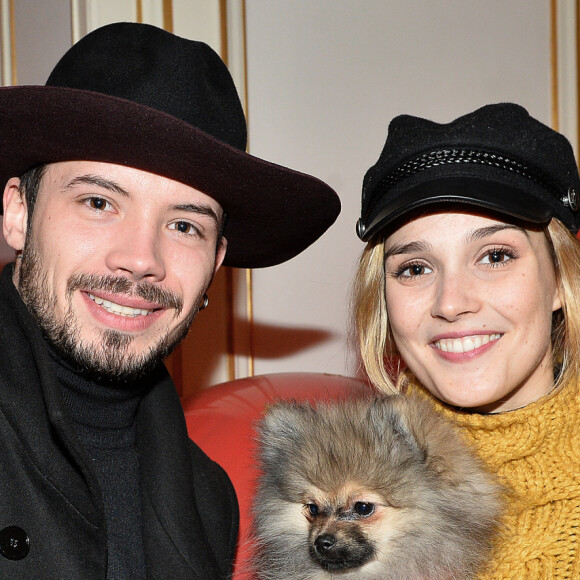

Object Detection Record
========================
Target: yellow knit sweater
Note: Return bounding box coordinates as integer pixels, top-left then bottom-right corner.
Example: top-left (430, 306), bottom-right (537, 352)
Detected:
top-left (412, 380), bottom-right (580, 579)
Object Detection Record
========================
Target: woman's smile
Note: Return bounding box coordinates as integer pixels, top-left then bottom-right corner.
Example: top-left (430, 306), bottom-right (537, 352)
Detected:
top-left (384, 211), bottom-right (561, 412)
top-left (431, 332), bottom-right (502, 355)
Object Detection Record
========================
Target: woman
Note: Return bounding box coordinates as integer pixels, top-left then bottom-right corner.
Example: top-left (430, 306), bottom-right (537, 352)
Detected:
top-left (353, 103), bottom-right (579, 578)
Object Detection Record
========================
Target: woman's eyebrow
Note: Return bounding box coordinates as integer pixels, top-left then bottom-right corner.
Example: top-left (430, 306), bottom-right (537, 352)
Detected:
top-left (384, 240), bottom-right (431, 260)
top-left (466, 224), bottom-right (529, 243)
top-left (384, 224), bottom-right (529, 260)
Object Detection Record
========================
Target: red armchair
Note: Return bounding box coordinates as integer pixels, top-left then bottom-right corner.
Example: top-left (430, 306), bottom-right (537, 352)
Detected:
top-left (182, 372), bottom-right (369, 579)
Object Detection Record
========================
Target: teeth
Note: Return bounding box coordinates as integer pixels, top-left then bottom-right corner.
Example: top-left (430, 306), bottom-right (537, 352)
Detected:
top-left (89, 294), bottom-right (152, 317)
top-left (434, 334), bottom-right (500, 354)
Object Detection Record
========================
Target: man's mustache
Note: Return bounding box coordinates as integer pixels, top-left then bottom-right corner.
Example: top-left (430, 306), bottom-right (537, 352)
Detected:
top-left (66, 273), bottom-right (183, 315)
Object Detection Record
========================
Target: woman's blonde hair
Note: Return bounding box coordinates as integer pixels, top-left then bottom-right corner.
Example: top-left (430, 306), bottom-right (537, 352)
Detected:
top-left (353, 217), bottom-right (580, 394)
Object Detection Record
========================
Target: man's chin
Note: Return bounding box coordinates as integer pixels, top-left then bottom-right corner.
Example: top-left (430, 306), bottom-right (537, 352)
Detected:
top-left (49, 344), bottom-right (135, 384)
top-left (54, 322), bottom-right (190, 384)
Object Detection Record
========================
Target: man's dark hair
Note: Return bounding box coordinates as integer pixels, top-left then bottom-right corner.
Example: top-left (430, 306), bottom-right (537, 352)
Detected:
top-left (19, 164), bottom-right (47, 218)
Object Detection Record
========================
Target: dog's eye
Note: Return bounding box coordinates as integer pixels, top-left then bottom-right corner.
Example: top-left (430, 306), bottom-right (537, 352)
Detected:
top-left (306, 503), bottom-right (320, 517)
top-left (354, 502), bottom-right (375, 517)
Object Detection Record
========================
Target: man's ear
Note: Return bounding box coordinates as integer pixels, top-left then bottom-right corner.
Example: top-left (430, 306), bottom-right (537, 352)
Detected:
top-left (213, 236), bottom-right (227, 276)
top-left (3, 178), bottom-right (28, 252)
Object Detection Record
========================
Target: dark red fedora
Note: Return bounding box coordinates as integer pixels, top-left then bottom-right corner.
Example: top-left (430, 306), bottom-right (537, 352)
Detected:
top-left (0, 22), bottom-right (340, 268)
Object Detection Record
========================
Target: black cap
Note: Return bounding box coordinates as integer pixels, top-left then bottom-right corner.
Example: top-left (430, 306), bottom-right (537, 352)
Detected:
top-left (357, 103), bottom-right (580, 240)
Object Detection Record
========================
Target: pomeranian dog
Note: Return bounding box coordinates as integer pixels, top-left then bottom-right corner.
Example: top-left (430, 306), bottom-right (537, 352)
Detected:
top-left (252, 395), bottom-right (502, 580)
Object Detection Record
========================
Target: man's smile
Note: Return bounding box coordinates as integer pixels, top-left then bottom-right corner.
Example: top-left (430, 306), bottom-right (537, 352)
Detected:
top-left (88, 293), bottom-right (154, 318)
top-left (80, 289), bottom-right (169, 332)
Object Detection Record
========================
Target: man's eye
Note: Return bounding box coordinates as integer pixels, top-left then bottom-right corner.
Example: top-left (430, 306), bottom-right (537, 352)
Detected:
top-left (169, 221), bottom-right (198, 235)
top-left (87, 197), bottom-right (110, 211)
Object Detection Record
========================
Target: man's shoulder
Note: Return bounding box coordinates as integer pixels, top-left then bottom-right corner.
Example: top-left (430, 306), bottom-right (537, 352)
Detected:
top-left (186, 436), bottom-right (239, 570)
top-left (187, 436), bottom-right (236, 492)
top-left (186, 435), bottom-right (239, 526)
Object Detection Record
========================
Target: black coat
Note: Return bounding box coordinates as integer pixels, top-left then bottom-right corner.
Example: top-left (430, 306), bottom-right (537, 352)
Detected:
top-left (0, 265), bottom-right (238, 578)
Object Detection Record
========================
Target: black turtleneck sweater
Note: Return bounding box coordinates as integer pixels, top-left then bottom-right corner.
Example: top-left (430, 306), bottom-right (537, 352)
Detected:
top-left (0, 263), bottom-right (238, 577)
top-left (48, 348), bottom-right (147, 580)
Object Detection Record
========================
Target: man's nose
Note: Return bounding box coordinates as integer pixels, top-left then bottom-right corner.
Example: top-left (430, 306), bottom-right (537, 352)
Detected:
top-left (104, 221), bottom-right (166, 282)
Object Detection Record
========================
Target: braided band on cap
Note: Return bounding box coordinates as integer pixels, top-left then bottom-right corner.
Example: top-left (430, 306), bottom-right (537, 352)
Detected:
top-left (380, 148), bottom-right (562, 199)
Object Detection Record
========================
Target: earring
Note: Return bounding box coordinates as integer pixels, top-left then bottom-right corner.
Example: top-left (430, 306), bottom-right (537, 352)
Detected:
top-left (199, 293), bottom-right (209, 310)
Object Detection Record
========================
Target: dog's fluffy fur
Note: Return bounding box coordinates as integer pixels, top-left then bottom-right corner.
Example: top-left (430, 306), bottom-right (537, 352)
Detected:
top-left (252, 395), bottom-right (503, 580)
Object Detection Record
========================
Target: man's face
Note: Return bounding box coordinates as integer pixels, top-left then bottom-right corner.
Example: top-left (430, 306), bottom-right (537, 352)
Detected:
top-left (3, 161), bottom-right (227, 382)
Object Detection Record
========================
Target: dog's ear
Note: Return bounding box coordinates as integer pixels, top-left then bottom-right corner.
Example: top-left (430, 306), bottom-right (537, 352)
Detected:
top-left (259, 400), bottom-right (315, 438)
top-left (256, 401), bottom-right (315, 464)
top-left (384, 396), bottom-right (489, 486)
top-left (367, 396), bottom-right (427, 463)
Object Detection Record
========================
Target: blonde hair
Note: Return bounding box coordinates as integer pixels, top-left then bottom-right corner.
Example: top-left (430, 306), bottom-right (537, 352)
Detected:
top-left (353, 217), bottom-right (580, 395)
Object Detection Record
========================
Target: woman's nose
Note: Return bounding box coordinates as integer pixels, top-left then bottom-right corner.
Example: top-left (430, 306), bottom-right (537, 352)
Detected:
top-left (430, 270), bottom-right (480, 321)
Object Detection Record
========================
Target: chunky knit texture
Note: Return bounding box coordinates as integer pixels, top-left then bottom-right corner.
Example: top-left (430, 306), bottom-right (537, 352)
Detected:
top-left (410, 380), bottom-right (579, 579)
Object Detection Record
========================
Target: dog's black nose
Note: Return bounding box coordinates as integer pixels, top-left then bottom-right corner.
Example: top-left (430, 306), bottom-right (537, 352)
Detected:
top-left (315, 534), bottom-right (336, 554)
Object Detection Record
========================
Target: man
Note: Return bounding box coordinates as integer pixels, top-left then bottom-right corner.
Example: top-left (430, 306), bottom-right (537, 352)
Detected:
top-left (0, 22), bottom-right (340, 579)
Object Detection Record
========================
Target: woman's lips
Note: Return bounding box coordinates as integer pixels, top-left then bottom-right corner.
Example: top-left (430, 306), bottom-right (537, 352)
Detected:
top-left (432, 333), bottom-right (502, 354)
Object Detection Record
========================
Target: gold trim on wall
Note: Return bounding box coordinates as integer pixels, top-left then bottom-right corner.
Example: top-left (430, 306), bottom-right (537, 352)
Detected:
top-left (9, 0), bottom-right (16, 85)
top-left (240, 0), bottom-right (253, 377)
top-left (221, 0), bottom-right (253, 380)
top-left (551, 0), bottom-right (559, 131)
top-left (220, 0), bottom-right (235, 381)
top-left (551, 0), bottom-right (580, 151)
top-left (577, 0), bottom-right (580, 157)
top-left (136, 0), bottom-right (143, 23)
top-left (246, 266), bottom-right (254, 376)
top-left (0, 0), bottom-right (6, 85)
top-left (163, 0), bottom-right (173, 33)
top-left (241, 0), bottom-right (248, 118)
top-left (219, 0), bottom-right (228, 66)
top-left (0, 7), bottom-right (2, 85)
top-left (225, 270), bottom-right (235, 380)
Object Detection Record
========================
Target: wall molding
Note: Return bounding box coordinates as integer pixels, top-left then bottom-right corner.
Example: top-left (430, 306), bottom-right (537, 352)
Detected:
top-left (0, 0), bottom-right (15, 86)
top-left (553, 0), bottom-right (579, 156)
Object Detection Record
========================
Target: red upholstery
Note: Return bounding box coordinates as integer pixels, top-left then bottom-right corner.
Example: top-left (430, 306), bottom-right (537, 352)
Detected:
top-left (181, 372), bottom-right (370, 579)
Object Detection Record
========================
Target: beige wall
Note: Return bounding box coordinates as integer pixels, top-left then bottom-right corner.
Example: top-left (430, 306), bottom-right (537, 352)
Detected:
top-left (245, 0), bottom-right (573, 382)
top-left (0, 0), bottom-right (577, 395)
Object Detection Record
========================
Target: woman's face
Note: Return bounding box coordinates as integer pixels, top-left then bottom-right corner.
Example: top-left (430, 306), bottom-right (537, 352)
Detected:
top-left (383, 211), bottom-right (562, 412)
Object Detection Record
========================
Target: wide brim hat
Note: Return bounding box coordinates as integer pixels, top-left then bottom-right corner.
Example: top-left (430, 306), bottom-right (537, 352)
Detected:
top-left (357, 103), bottom-right (580, 240)
top-left (0, 22), bottom-right (340, 268)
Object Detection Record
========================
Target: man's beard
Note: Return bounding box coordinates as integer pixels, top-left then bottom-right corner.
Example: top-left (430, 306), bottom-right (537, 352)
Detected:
top-left (17, 242), bottom-right (201, 383)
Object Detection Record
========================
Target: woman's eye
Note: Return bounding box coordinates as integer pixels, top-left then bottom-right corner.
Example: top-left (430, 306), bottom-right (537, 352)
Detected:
top-left (396, 262), bottom-right (432, 278)
top-left (479, 247), bottom-right (516, 266)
